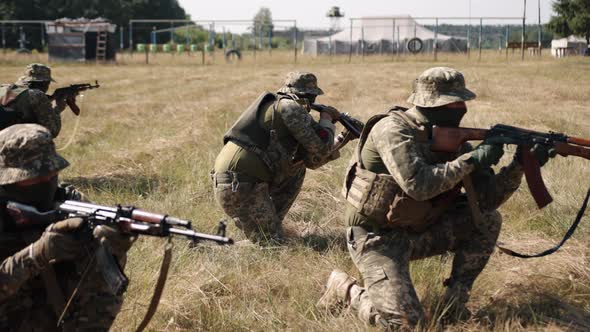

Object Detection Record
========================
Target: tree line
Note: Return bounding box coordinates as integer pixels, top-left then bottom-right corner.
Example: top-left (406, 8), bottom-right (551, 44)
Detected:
top-left (0, 0), bottom-right (186, 50)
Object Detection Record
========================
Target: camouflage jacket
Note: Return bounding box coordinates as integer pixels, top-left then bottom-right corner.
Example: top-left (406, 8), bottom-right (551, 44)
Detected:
top-left (0, 187), bottom-right (127, 330)
top-left (277, 97), bottom-right (336, 170)
top-left (0, 84), bottom-right (62, 137)
top-left (362, 107), bottom-right (523, 211)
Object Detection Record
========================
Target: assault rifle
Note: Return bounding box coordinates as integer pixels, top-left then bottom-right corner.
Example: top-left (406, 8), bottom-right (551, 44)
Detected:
top-left (310, 103), bottom-right (365, 150)
top-left (5, 199), bottom-right (233, 245)
top-left (431, 124), bottom-right (590, 208)
top-left (432, 124), bottom-right (590, 259)
top-left (47, 81), bottom-right (100, 115)
top-left (4, 200), bottom-right (232, 330)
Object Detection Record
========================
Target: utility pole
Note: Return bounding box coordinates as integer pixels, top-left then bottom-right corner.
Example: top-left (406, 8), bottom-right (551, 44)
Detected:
top-left (521, 0), bottom-right (527, 61)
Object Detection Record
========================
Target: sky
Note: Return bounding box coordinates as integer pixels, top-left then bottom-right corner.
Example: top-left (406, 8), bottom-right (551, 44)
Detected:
top-left (178, 0), bottom-right (555, 31)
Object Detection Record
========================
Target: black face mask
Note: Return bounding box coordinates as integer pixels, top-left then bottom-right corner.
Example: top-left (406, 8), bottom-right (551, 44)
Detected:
top-left (416, 105), bottom-right (467, 128)
top-left (1, 176), bottom-right (58, 212)
top-left (299, 94), bottom-right (317, 104)
top-left (27, 81), bottom-right (50, 93)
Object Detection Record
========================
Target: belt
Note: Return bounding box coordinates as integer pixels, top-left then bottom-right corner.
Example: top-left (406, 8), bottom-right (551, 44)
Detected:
top-left (210, 170), bottom-right (262, 192)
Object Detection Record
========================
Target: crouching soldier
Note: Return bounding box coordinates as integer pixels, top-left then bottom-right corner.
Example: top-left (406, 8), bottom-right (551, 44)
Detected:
top-left (0, 124), bottom-right (132, 331)
top-left (212, 72), bottom-right (340, 243)
top-left (318, 67), bottom-right (554, 329)
top-left (0, 63), bottom-right (72, 136)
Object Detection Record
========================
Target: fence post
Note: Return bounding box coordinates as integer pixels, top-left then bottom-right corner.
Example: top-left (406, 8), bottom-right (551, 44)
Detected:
top-left (119, 27), bottom-right (124, 50)
top-left (348, 18), bottom-right (353, 63)
top-left (478, 18), bottom-right (483, 61)
top-left (129, 22), bottom-right (133, 52)
top-left (361, 25), bottom-right (365, 62)
top-left (40, 23), bottom-right (45, 50)
top-left (467, 20), bottom-right (471, 58)
top-left (391, 18), bottom-right (396, 61)
top-left (397, 26), bottom-right (401, 58)
top-left (521, 0), bottom-right (527, 61)
top-left (506, 25), bottom-right (510, 60)
top-left (170, 21), bottom-right (174, 44)
top-left (268, 28), bottom-right (272, 56)
top-left (1, 23), bottom-right (5, 53)
top-left (538, 0), bottom-right (542, 56)
top-left (293, 21), bottom-right (298, 64)
top-left (434, 18), bottom-right (438, 61)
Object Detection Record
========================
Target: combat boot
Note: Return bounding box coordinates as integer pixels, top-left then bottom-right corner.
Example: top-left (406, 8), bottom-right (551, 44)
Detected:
top-left (317, 269), bottom-right (357, 311)
top-left (441, 282), bottom-right (472, 324)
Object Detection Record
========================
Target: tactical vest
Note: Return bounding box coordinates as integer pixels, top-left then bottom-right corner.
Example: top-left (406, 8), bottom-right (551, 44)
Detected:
top-left (223, 91), bottom-right (304, 185)
top-left (342, 107), bottom-right (460, 231)
top-left (0, 84), bottom-right (28, 130)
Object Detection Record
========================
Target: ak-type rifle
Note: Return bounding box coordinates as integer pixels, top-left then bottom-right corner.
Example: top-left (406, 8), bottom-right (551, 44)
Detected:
top-left (4, 199), bottom-right (232, 330)
top-left (310, 103), bottom-right (365, 151)
top-left (47, 81), bottom-right (100, 115)
top-left (432, 124), bottom-right (590, 259)
top-left (431, 124), bottom-right (590, 208)
top-left (5, 199), bottom-right (233, 245)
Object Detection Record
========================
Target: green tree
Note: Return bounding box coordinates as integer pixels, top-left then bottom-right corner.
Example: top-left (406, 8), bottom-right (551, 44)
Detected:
top-left (253, 7), bottom-right (274, 38)
top-left (548, 0), bottom-right (590, 44)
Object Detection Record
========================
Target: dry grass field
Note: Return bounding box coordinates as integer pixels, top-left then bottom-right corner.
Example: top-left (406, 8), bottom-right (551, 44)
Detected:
top-left (1, 51), bottom-right (589, 331)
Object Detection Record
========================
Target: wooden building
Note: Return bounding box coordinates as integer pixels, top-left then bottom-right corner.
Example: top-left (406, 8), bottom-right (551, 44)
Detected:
top-left (45, 18), bottom-right (117, 62)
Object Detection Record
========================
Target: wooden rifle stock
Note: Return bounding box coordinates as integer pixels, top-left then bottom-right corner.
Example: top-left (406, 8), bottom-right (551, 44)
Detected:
top-left (431, 126), bottom-right (488, 152)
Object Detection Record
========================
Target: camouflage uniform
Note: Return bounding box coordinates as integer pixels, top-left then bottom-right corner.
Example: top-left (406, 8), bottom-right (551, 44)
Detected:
top-left (320, 67), bottom-right (525, 328)
top-left (0, 64), bottom-right (63, 137)
top-left (213, 72), bottom-right (336, 242)
top-left (0, 124), bottom-right (130, 331)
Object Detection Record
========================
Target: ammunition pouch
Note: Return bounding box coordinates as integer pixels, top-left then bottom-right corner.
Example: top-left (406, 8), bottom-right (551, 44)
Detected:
top-left (342, 107), bottom-right (458, 232)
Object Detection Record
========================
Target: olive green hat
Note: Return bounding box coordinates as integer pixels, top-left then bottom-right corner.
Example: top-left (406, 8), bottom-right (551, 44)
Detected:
top-left (407, 67), bottom-right (476, 108)
top-left (0, 124), bottom-right (69, 185)
top-left (277, 71), bottom-right (324, 95)
top-left (15, 63), bottom-right (56, 86)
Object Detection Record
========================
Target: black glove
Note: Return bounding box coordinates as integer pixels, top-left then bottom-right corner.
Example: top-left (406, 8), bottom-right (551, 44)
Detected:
top-left (467, 143), bottom-right (504, 169)
top-left (515, 144), bottom-right (556, 167)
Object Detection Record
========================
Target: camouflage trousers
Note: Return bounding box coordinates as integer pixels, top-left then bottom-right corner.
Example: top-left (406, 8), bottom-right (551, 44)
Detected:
top-left (347, 206), bottom-right (502, 328)
top-left (0, 260), bottom-right (125, 332)
top-left (213, 169), bottom-right (306, 242)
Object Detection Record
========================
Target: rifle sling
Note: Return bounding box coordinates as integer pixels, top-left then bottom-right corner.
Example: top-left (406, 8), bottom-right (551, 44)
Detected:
top-left (135, 240), bottom-right (173, 332)
top-left (497, 188), bottom-right (590, 259)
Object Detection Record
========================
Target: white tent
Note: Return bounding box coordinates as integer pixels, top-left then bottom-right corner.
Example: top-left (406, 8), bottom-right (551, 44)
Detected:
top-left (551, 35), bottom-right (588, 58)
top-left (303, 15), bottom-right (467, 55)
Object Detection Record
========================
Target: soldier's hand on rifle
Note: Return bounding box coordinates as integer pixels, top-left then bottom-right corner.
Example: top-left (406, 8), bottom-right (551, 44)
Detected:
top-left (30, 218), bottom-right (87, 266)
top-left (93, 225), bottom-right (135, 259)
top-left (319, 105), bottom-right (341, 122)
top-left (515, 144), bottom-right (557, 167)
top-left (467, 142), bottom-right (504, 169)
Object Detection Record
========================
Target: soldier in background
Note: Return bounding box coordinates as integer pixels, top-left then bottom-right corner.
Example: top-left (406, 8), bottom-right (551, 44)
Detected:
top-left (0, 63), bottom-right (73, 137)
top-left (317, 67), bottom-right (554, 329)
top-left (0, 124), bottom-right (132, 331)
top-left (212, 72), bottom-right (340, 243)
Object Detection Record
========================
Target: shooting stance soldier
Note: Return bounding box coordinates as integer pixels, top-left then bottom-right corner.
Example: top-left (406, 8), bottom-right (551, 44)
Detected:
top-left (212, 72), bottom-right (340, 243)
top-left (318, 67), bottom-right (554, 328)
top-left (0, 63), bottom-right (72, 137)
top-left (0, 124), bottom-right (132, 331)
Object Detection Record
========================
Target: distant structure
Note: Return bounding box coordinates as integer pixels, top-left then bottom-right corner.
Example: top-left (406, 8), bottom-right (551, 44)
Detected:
top-left (327, 6), bottom-right (345, 32)
top-left (45, 18), bottom-right (117, 62)
top-left (551, 35), bottom-right (588, 58)
top-left (303, 15), bottom-right (466, 56)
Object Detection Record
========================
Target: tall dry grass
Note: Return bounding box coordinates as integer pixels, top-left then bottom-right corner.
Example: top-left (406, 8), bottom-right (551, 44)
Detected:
top-left (1, 51), bottom-right (589, 331)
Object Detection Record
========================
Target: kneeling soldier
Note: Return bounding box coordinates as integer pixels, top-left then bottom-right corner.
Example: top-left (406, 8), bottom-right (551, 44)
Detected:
top-left (318, 67), bottom-right (554, 329)
top-left (212, 72), bottom-right (340, 243)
